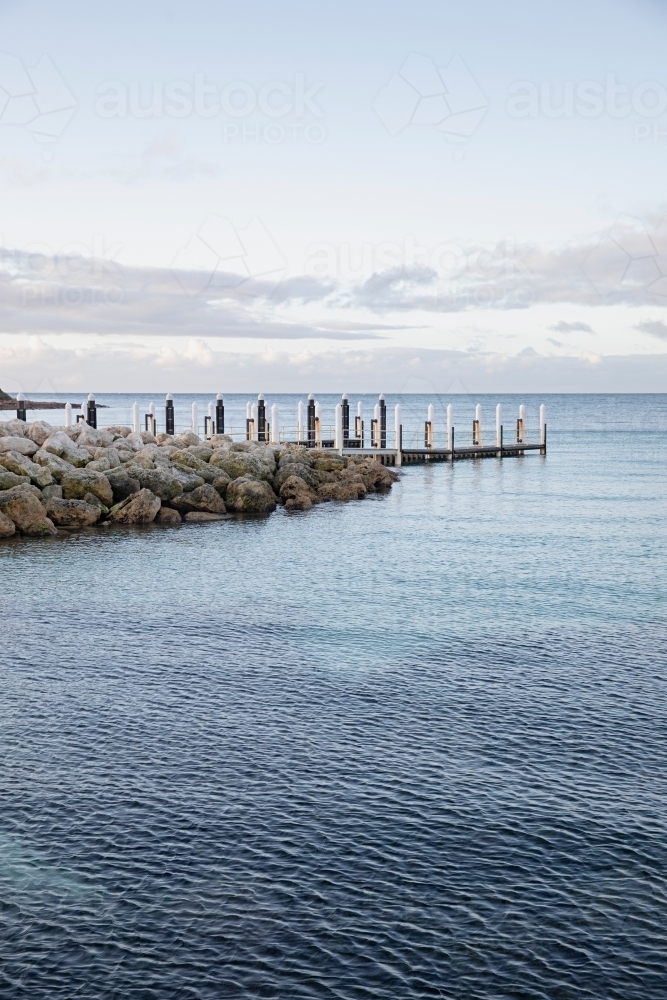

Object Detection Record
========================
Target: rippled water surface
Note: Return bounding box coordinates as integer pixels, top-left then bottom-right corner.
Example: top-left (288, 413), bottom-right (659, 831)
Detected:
top-left (1, 394), bottom-right (666, 999)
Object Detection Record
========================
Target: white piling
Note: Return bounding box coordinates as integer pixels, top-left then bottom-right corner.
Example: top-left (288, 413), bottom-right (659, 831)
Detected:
top-left (132, 402), bottom-right (140, 433)
top-left (65, 401), bottom-right (71, 427)
top-left (298, 400), bottom-right (305, 443)
top-left (474, 403), bottom-right (482, 445)
top-left (394, 404), bottom-right (402, 466)
top-left (271, 403), bottom-right (279, 444)
top-left (447, 403), bottom-right (453, 451)
top-left (81, 399), bottom-right (88, 425)
top-left (315, 401), bottom-right (322, 447)
top-left (191, 401), bottom-right (198, 436)
top-left (335, 403), bottom-right (343, 454)
top-left (149, 401), bottom-right (155, 418)
top-left (540, 403), bottom-right (546, 445)
top-left (496, 403), bottom-right (502, 447)
top-left (518, 403), bottom-right (525, 443)
top-left (373, 401), bottom-right (380, 447)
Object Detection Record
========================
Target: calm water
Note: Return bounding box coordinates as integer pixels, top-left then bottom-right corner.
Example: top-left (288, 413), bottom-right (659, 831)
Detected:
top-left (1, 394), bottom-right (666, 999)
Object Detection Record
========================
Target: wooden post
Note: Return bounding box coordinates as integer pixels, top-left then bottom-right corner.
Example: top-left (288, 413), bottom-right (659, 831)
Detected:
top-left (298, 400), bottom-right (305, 443)
top-left (356, 401), bottom-right (364, 447)
top-left (65, 401), bottom-right (72, 427)
top-left (87, 394), bottom-right (97, 429)
top-left (270, 403), bottom-right (279, 444)
top-left (335, 403), bottom-right (343, 454)
top-left (495, 403), bottom-right (502, 452)
top-left (447, 403), bottom-right (453, 454)
top-left (216, 393), bottom-right (224, 434)
top-left (473, 403), bottom-right (481, 446)
top-left (191, 401), bottom-right (198, 436)
top-left (165, 393), bottom-right (175, 435)
top-left (132, 402), bottom-right (140, 433)
top-left (517, 403), bottom-right (525, 444)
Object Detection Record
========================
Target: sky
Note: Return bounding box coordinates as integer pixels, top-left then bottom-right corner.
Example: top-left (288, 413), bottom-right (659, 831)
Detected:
top-left (1, 0), bottom-right (667, 394)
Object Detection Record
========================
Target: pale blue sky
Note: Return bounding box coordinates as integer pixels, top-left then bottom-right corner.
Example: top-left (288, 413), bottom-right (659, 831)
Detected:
top-left (1, 0), bottom-right (667, 392)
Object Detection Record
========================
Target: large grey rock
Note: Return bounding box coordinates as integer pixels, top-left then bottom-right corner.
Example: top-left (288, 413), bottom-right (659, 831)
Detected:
top-left (61, 469), bottom-right (114, 506)
top-left (127, 451), bottom-right (155, 470)
top-left (274, 462), bottom-right (321, 492)
top-left (0, 436), bottom-right (38, 456)
top-left (121, 431), bottom-right (145, 452)
top-left (130, 467), bottom-right (184, 502)
top-left (106, 425), bottom-right (132, 437)
top-left (105, 468), bottom-right (140, 502)
top-left (0, 452), bottom-right (53, 487)
top-left (41, 484), bottom-right (63, 501)
top-left (170, 484), bottom-right (226, 515)
top-left (171, 460), bottom-right (218, 485)
top-left (25, 421), bottom-right (54, 446)
top-left (32, 449), bottom-right (75, 482)
top-left (155, 506), bottom-right (182, 525)
top-left (107, 488), bottom-right (161, 524)
top-left (209, 450), bottom-right (273, 482)
top-left (0, 419), bottom-right (26, 437)
top-left (42, 432), bottom-right (90, 467)
top-left (45, 498), bottom-right (101, 527)
top-left (0, 486), bottom-right (56, 535)
top-left (187, 445), bottom-right (213, 462)
top-left (172, 430), bottom-right (200, 447)
top-left (77, 426), bottom-right (115, 449)
top-left (212, 472), bottom-right (231, 498)
top-left (86, 456), bottom-right (111, 472)
top-left (83, 493), bottom-right (109, 516)
top-left (0, 510), bottom-right (15, 536)
top-left (0, 470), bottom-right (29, 490)
top-left (226, 477), bottom-right (277, 513)
top-left (140, 431), bottom-right (158, 444)
top-left (209, 434), bottom-right (232, 449)
top-left (168, 467), bottom-right (205, 492)
top-left (170, 449), bottom-right (208, 472)
top-left (279, 474), bottom-right (316, 510)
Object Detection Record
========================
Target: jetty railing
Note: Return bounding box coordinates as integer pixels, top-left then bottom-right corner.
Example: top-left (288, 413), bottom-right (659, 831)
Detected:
top-left (10, 393), bottom-right (547, 465)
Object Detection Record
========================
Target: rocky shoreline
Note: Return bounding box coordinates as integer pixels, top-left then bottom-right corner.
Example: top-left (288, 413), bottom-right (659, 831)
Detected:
top-left (0, 419), bottom-right (399, 538)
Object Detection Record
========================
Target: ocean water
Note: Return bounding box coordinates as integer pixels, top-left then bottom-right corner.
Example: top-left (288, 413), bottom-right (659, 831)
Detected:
top-left (1, 393), bottom-right (666, 999)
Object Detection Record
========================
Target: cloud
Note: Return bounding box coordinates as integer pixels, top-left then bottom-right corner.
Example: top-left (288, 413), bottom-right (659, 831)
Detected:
top-left (549, 321), bottom-right (594, 334)
top-left (636, 319), bottom-right (667, 340)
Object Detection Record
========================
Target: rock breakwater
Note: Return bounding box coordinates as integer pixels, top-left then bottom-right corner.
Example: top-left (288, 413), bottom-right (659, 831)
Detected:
top-left (0, 419), bottom-right (399, 538)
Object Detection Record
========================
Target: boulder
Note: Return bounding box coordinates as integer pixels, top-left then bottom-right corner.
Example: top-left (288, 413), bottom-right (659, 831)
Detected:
top-left (76, 426), bottom-right (114, 449)
top-left (106, 425), bottom-right (131, 437)
top-left (155, 506), bottom-right (182, 525)
top-left (127, 451), bottom-right (155, 470)
top-left (140, 431), bottom-right (157, 444)
top-left (130, 467), bottom-right (184, 502)
top-left (313, 455), bottom-right (346, 472)
top-left (349, 459), bottom-right (399, 490)
top-left (170, 484), bottom-right (226, 515)
top-left (0, 486), bottom-right (56, 535)
top-left (171, 460), bottom-right (218, 485)
top-left (107, 488), bottom-right (161, 524)
top-left (211, 472), bottom-right (231, 498)
top-left (0, 452), bottom-right (53, 487)
top-left (25, 421), bottom-right (54, 446)
top-left (105, 468), bottom-right (141, 502)
top-left (45, 498), bottom-right (101, 527)
top-left (170, 467), bottom-right (205, 492)
top-left (170, 449), bottom-right (208, 472)
top-left (184, 511), bottom-right (226, 523)
top-left (0, 510), bottom-right (16, 537)
top-left (0, 470), bottom-right (29, 491)
top-left (61, 469), bottom-right (114, 506)
top-left (284, 493), bottom-right (313, 511)
top-left (172, 430), bottom-right (200, 447)
top-left (85, 456), bottom-right (111, 472)
top-left (42, 432), bottom-right (90, 467)
top-left (83, 493), bottom-right (109, 516)
top-left (317, 481), bottom-right (366, 502)
top-left (0, 436), bottom-right (39, 456)
top-left (187, 445), bottom-right (213, 462)
top-left (274, 462), bottom-right (322, 492)
top-left (226, 477), bottom-right (277, 513)
top-left (0, 419), bottom-right (26, 437)
top-left (209, 450), bottom-right (273, 482)
top-left (32, 450), bottom-right (75, 482)
top-left (278, 446), bottom-right (314, 468)
top-left (279, 473), bottom-right (317, 504)
top-left (209, 434), bottom-right (232, 449)
top-left (121, 431), bottom-right (145, 451)
top-left (41, 484), bottom-right (63, 501)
